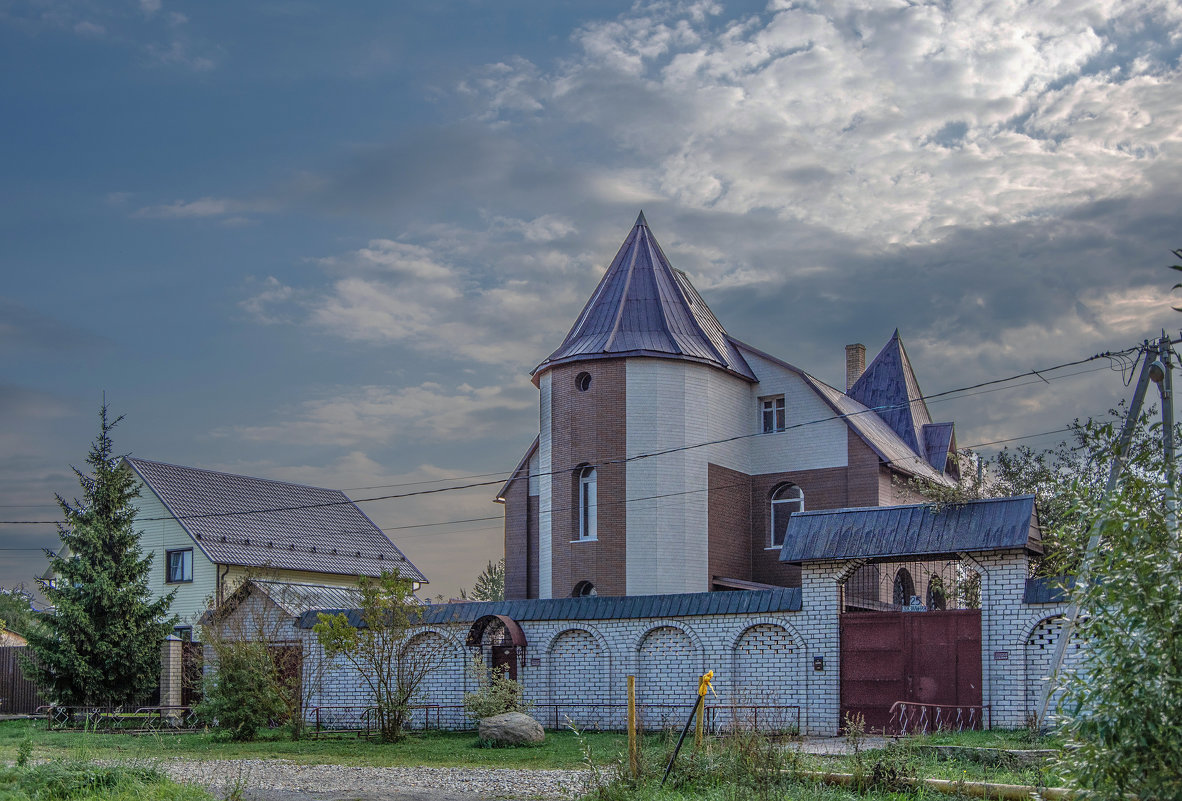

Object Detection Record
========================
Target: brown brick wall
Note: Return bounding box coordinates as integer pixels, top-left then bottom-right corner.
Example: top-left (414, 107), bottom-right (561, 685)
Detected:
top-left (846, 429), bottom-right (883, 507)
top-left (548, 359), bottom-right (627, 597)
top-left (502, 473), bottom-right (529, 600)
top-left (708, 463), bottom-right (751, 583)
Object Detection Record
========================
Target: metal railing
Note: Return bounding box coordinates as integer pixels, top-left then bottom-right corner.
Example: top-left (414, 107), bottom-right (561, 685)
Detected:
top-left (40, 705), bottom-right (198, 731)
top-left (305, 702), bottom-right (800, 736)
top-left (888, 701), bottom-right (990, 735)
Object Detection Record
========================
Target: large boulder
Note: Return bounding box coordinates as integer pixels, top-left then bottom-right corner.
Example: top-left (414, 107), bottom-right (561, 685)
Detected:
top-left (478, 711), bottom-right (545, 745)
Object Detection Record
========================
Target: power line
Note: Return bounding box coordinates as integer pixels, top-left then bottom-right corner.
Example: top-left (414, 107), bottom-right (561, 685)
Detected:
top-left (0, 342), bottom-right (1144, 527)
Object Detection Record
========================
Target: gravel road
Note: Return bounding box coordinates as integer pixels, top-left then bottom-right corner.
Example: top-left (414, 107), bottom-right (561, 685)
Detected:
top-left (159, 758), bottom-right (591, 801)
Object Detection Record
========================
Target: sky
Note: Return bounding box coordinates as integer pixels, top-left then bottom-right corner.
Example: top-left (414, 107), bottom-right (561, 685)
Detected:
top-left (2, 0), bottom-right (1181, 602)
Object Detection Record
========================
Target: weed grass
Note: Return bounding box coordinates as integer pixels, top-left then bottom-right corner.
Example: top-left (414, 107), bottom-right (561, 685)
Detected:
top-left (0, 761), bottom-right (214, 800)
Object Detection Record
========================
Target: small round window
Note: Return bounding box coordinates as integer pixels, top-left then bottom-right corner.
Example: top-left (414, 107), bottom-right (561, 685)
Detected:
top-left (575, 372), bottom-right (592, 392)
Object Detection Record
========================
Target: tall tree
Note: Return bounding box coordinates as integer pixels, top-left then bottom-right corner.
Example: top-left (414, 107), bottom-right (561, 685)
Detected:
top-left (461, 559), bottom-right (505, 602)
top-left (23, 405), bottom-right (175, 708)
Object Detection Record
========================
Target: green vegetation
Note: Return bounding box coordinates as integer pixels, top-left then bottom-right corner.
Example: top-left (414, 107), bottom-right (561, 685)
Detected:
top-left (1054, 413), bottom-right (1182, 800)
top-left (23, 405), bottom-right (175, 708)
top-left (313, 572), bottom-right (437, 742)
top-left (460, 558), bottom-right (506, 602)
top-left (0, 586), bottom-right (40, 638)
top-left (0, 761), bottom-right (213, 801)
top-left (0, 719), bottom-right (642, 770)
top-left (194, 638), bottom-right (288, 742)
top-left (462, 654), bottom-right (532, 720)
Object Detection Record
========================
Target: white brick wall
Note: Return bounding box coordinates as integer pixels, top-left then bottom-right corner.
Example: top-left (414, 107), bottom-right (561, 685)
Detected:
top-left (207, 550), bottom-right (1084, 737)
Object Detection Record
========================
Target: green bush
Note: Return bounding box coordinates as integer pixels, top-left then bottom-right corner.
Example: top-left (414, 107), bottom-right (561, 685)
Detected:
top-left (195, 639), bottom-right (287, 742)
top-left (463, 655), bottom-right (533, 720)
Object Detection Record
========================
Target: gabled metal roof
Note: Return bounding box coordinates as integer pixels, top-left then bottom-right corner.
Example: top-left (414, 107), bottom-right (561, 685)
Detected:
top-left (533, 213), bottom-right (756, 383)
top-left (294, 587), bottom-right (801, 629)
top-left (249, 580), bottom-right (364, 617)
top-left (779, 495), bottom-right (1040, 562)
top-left (125, 457), bottom-right (425, 582)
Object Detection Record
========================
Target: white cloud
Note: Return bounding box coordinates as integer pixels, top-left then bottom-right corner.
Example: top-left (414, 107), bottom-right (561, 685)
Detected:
top-left (462, 0), bottom-right (1182, 245)
top-left (133, 196), bottom-right (263, 220)
top-left (244, 219), bottom-right (592, 367)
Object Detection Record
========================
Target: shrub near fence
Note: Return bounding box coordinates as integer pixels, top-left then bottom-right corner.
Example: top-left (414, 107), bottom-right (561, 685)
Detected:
top-left (0, 647), bottom-right (44, 715)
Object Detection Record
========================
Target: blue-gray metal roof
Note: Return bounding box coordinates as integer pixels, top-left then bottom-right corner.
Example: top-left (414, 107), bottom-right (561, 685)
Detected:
top-left (779, 495), bottom-right (1040, 562)
top-left (922, 422), bottom-right (956, 473)
top-left (1023, 575), bottom-right (1073, 604)
top-left (126, 457), bottom-right (426, 582)
top-left (533, 213), bottom-right (757, 382)
top-left (295, 587), bottom-right (801, 629)
top-left (848, 330), bottom-right (934, 456)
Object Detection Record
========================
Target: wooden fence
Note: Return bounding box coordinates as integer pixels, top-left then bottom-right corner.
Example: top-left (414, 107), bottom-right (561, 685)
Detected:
top-left (0, 646), bottom-right (45, 715)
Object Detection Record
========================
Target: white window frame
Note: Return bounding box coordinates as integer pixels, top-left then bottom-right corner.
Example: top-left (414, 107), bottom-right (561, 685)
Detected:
top-left (166, 548), bottom-right (193, 583)
top-left (578, 466), bottom-right (597, 541)
top-left (760, 395), bottom-right (786, 433)
top-left (769, 483), bottom-right (803, 549)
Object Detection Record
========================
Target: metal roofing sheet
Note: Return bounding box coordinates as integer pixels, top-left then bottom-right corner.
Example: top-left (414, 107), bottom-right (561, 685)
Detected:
top-left (779, 496), bottom-right (1038, 562)
top-left (126, 457), bottom-right (425, 582)
top-left (533, 214), bottom-right (756, 382)
top-left (293, 588), bottom-right (802, 629)
top-left (848, 330), bottom-right (933, 455)
top-left (1023, 576), bottom-right (1073, 604)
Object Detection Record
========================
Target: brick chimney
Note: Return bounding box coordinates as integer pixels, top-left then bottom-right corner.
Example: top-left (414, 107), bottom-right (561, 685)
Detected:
top-left (845, 343), bottom-right (866, 391)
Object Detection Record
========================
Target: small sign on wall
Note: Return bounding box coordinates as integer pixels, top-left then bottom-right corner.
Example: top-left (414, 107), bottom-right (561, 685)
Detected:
top-left (993, 651), bottom-right (1010, 661)
top-left (530, 657), bottom-right (542, 667)
top-left (813, 656), bottom-right (824, 672)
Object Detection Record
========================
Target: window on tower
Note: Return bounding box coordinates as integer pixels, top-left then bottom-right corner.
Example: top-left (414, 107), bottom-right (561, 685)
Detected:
top-left (577, 465), bottom-right (597, 541)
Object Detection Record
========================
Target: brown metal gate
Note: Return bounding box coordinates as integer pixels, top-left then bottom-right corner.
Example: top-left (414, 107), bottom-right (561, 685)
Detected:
top-left (0, 646), bottom-right (45, 714)
top-left (840, 610), bottom-right (981, 733)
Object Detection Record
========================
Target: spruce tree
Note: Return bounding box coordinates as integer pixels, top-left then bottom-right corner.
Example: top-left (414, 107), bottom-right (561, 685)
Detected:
top-left (23, 405), bottom-right (175, 708)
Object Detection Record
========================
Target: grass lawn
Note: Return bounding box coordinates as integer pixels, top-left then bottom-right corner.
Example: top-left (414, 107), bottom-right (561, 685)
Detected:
top-left (0, 719), bottom-right (641, 770)
top-left (0, 761), bottom-right (214, 801)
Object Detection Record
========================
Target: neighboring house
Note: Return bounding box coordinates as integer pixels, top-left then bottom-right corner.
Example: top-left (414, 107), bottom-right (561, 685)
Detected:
top-left (496, 213), bottom-right (960, 599)
top-left (48, 459), bottom-right (427, 637)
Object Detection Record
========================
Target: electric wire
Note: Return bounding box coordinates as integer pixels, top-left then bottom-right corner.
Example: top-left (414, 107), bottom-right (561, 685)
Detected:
top-left (0, 341), bottom-right (1148, 528)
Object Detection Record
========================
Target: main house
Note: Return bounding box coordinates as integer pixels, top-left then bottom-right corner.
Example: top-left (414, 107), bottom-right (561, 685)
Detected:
top-left (496, 213), bottom-right (961, 600)
top-left (54, 458), bottom-right (426, 635)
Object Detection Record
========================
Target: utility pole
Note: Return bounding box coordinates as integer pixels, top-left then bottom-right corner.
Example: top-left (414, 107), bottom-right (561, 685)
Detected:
top-left (1035, 334), bottom-right (1178, 727)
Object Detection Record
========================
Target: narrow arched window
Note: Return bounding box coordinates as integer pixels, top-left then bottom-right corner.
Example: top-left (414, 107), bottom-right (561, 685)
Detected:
top-left (578, 466), bottom-right (597, 540)
top-left (926, 576), bottom-right (947, 610)
top-left (893, 568), bottom-right (916, 608)
top-left (769, 483), bottom-right (803, 548)
top-left (573, 581), bottom-right (597, 597)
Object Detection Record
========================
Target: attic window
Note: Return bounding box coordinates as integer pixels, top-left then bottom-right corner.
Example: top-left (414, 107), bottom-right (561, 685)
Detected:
top-left (575, 372), bottom-right (592, 392)
top-left (310, 546), bottom-right (316, 553)
top-left (761, 395), bottom-right (786, 433)
top-left (377, 553), bottom-right (385, 560)
top-left (243, 538), bottom-right (250, 546)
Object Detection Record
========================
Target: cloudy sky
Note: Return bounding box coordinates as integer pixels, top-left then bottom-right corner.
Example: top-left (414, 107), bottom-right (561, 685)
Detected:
top-left (2, 0), bottom-right (1180, 600)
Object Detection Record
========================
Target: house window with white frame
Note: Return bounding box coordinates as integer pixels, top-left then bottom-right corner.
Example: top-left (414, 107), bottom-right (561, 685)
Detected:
top-left (166, 548), bottom-right (193, 583)
top-left (577, 466), bottom-right (597, 541)
top-left (761, 395), bottom-right (786, 433)
top-left (769, 483), bottom-right (803, 548)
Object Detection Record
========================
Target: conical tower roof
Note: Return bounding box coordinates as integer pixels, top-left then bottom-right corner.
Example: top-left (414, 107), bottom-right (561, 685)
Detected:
top-left (533, 213), bottom-right (755, 382)
top-left (847, 330), bottom-right (934, 455)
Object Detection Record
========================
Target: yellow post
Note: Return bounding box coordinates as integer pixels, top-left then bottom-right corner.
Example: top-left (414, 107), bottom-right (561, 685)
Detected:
top-left (627, 675), bottom-right (639, 778)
